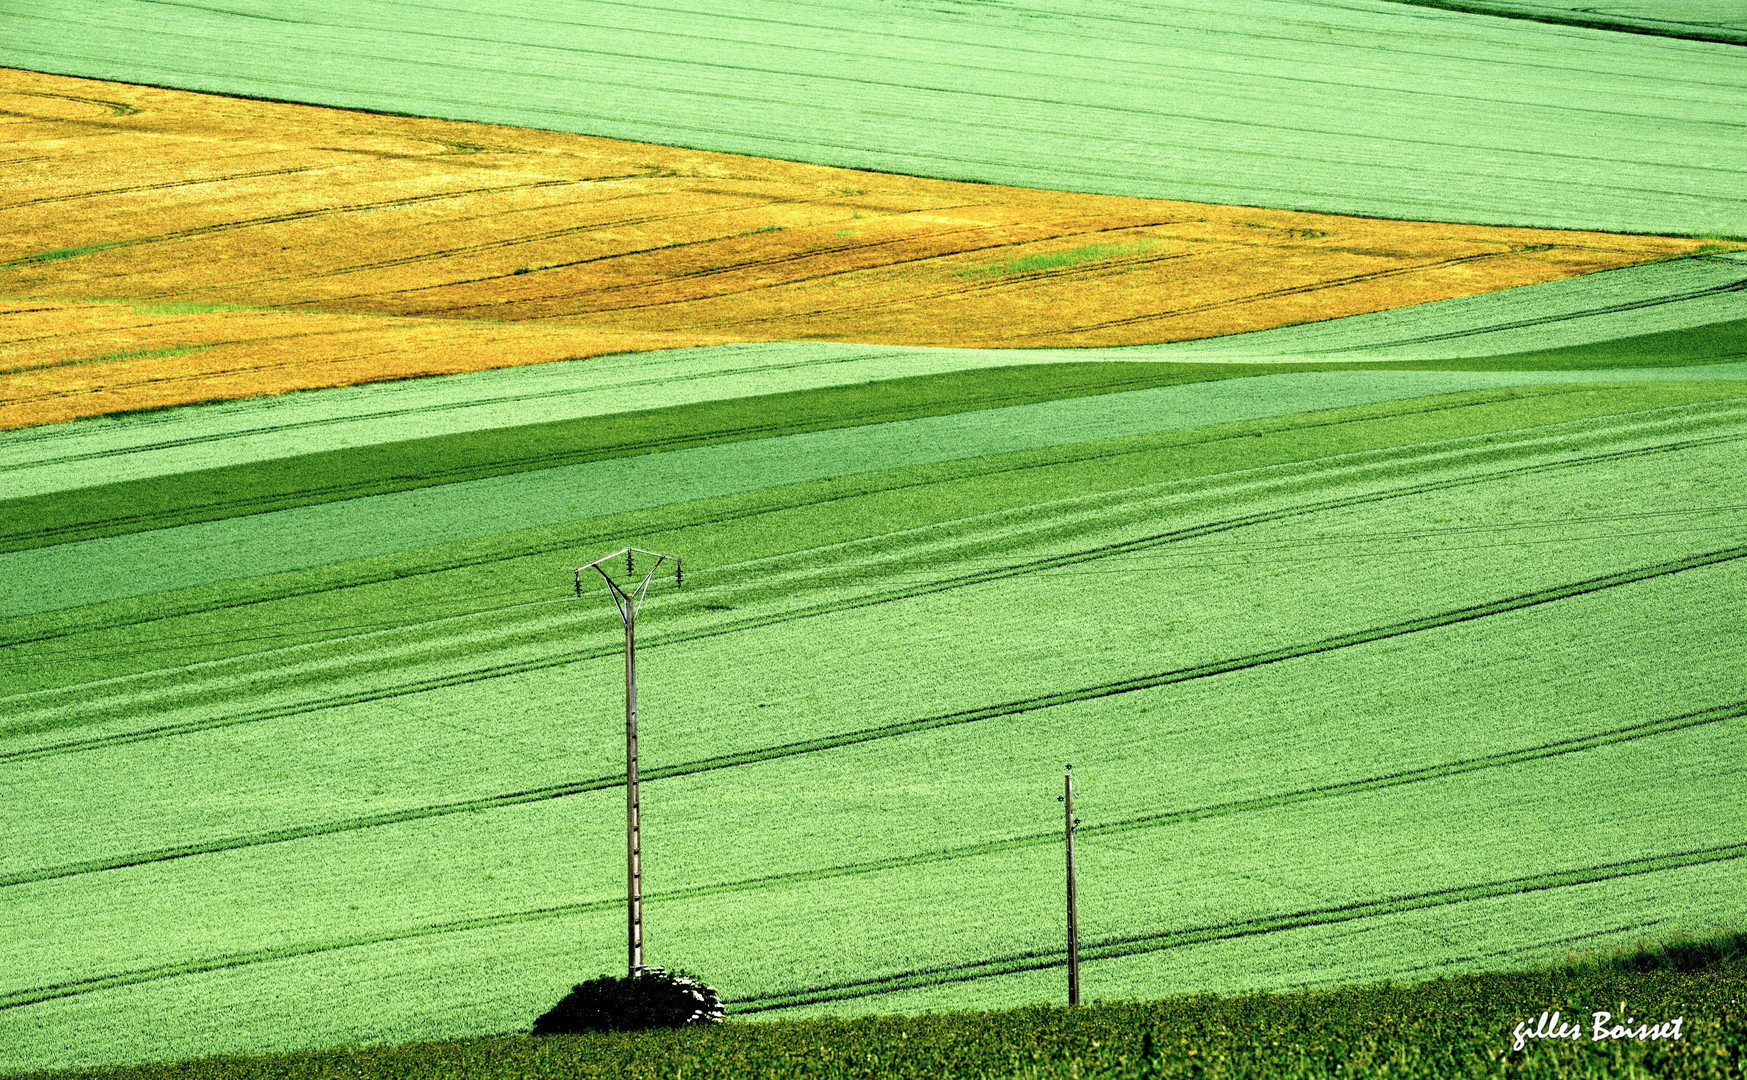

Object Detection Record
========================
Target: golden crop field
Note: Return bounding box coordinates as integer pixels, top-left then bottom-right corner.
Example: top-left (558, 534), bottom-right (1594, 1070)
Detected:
top-left (0, 67), bottom-right (1708, 429)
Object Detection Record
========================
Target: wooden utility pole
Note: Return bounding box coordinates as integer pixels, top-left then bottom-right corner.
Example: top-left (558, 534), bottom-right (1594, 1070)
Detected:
top-left (576, 547), bottom-right (680, 975)
top-left (1062, 763), bottom-right (1081, 1005)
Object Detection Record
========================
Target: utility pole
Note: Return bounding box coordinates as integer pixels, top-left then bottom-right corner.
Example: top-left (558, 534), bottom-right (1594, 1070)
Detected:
top-left (1060, 763), bottom-right (1081, 1005)
top-left (575, 547), bottom-right (681, 976)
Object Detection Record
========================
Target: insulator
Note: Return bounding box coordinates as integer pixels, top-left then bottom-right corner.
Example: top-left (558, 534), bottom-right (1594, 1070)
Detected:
top-left (627, 551), bottom-right (634, 575)
top-left (675, 563), bottom-right (683, 587)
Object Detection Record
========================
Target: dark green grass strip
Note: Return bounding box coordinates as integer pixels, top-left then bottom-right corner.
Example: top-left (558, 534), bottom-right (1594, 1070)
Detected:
top-left (0, 363), bottom-right (1289, 554)
top-left (1376, 317), bottom-right (1747, 372)
top-left (5, 423), bottom-right (1744, 756)
top-left (731, 841), bottom-right (1747, 1013)
top-left (15, 324), bottom-right (1746, 556)
top-left (3, 534), bottom-right (1740, 889)
top-left (1382, 0), bottom-right (1747, 47)
top-left (3, 702), bottom-right (1738, 1011)
top-left (8, 837), bottom-right (1739, 1015)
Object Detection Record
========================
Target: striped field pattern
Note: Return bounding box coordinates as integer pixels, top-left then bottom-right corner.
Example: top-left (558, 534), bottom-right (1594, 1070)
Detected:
top-left (1, 0), bottom-right (1743, 1073)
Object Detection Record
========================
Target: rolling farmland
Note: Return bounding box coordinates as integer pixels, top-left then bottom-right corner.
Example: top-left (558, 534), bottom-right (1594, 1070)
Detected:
top-left (2, 0), bottom-right (1744, 1074)
top-left (3, 335), bottom-right (1746, 1068)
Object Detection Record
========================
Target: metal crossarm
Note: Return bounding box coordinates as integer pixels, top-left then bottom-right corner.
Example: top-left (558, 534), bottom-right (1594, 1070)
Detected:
top-left (573, 547), bottom-right (681, 974)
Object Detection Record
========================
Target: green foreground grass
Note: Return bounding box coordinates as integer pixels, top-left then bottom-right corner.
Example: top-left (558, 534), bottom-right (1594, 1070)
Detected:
top-left (9, 932), bottom-right (1743, 1080)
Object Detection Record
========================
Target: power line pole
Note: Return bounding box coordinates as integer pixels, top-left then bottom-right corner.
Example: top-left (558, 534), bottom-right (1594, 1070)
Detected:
top-left (1060, 763), bottom-right (1081, 1006)
top-left (576, 547), bottom-right (681, 976)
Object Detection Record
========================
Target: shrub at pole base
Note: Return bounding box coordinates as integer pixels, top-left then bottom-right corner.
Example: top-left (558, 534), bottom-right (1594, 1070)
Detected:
top-left (532, 967), bottom-right (725, 1034)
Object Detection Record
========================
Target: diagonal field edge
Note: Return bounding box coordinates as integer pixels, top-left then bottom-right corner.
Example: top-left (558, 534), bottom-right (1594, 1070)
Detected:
top-left (7, 418), bottom-right (1743, 757)
top-left (3, 544), bottom-right (1742, 890)
top-left (728, 839), bottom-right (1747, 1013)
top-left (3, 699), bottom-right (1737, 1011)
top-left (1381, 0), bottom-right (1747, 48)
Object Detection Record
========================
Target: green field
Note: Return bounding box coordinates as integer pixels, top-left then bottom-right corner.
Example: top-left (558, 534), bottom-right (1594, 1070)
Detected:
top-left (4, 0), bottom-right (1745, 233)
top-left (4, 273), bottom-right (1746, 1068)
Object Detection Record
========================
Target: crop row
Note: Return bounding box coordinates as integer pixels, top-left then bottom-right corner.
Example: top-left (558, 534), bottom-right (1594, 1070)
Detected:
top-left (11, 350), bottom-right (1747, 556)
top-left (1162, 253), bottom-right (1747, 361)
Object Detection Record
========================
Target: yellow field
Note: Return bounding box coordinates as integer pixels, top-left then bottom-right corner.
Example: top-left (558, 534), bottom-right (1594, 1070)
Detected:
top-left (0, 67), bottom-right (1709, 428)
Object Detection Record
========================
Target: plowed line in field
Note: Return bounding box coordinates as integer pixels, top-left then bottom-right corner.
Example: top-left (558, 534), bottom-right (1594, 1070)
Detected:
top-left (3, 541), bottom-right (1739, 885)
top-left (1052, 247), bottom-right (1552, 338)
top-left (1380, 0), bottom-right (1747, 47)
top-left (0, 338), bottom-right (907, 470)
top-left (1, 338), bottom-right (445, 408)
top-left (0, 179), bottom-right (593, 265)
top-left (409, 212), bottom-right (1048, 317)
top-left (1297, 270), bottom-right (1747, 353)
top-left (4, 411), bottom-right (1742, 731)
top-left (702, 247), bottom-right (1216, 330)
top-left (3, 702), bottom-right (1736, 1008)
top-left (729, 840), bottom-right (1747, 1013)
top-left (7, 503), bottom-right (1741, 671)
top-left (558, 220), bottom-right (1204, 316)
top-left (1, 89), bottom-right (137, 116)
top-left (284, 196), bottom-right (764, 281)
top-left (0, 164), bottom-right (331, 211)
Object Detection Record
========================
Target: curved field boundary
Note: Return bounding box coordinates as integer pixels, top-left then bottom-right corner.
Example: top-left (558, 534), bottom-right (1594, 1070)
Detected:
top-left (5, 539), bottom-right (1740, 886)
top-left (7, 407), bottom-right (1743, 747)
top-left (1384, 0), bottom-right (1747, 46)
top-left (2, 3), bottom-right (1743, 234)
top-left (729, 840), bottom-right (1747, 1013)
top-left (3, 699), bottom-right (1737, 1009)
